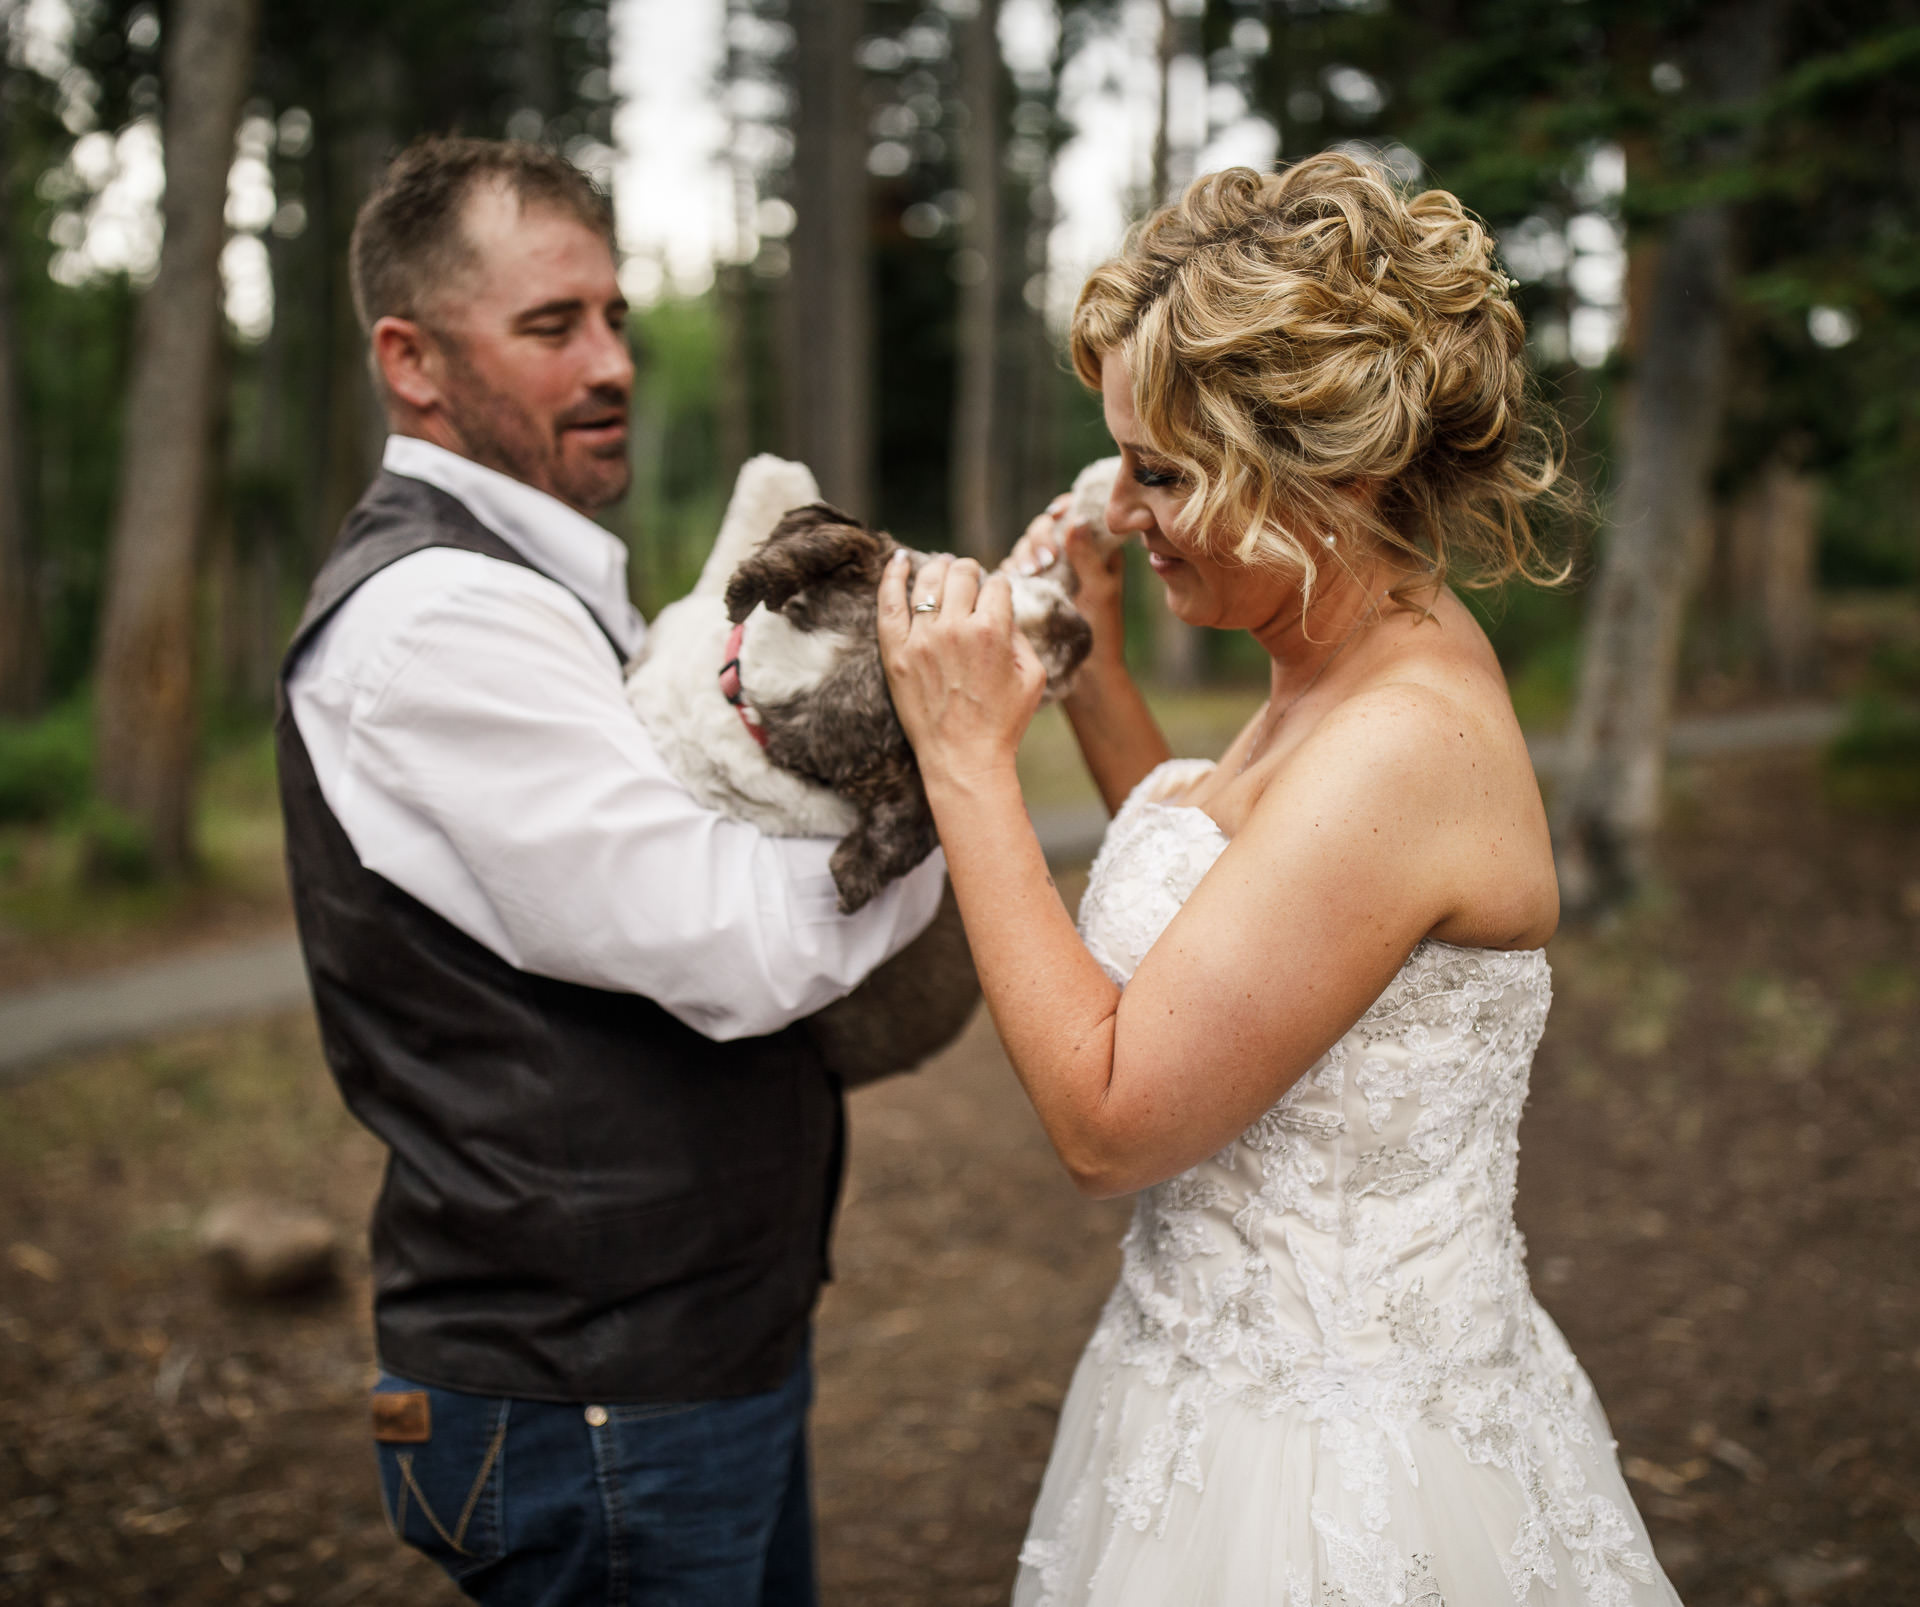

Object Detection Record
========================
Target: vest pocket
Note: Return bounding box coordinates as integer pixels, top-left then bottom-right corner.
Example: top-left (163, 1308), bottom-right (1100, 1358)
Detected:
top-left (373, 1377), bottom-right (508, 1578)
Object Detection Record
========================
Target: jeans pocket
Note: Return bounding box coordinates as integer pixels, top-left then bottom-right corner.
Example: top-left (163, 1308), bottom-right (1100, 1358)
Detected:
top-left (373, 1375), bottom-right (509, 1579)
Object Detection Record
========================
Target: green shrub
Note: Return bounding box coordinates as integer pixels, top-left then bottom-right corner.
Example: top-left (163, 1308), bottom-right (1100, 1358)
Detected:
top-left (1867, 640), bottom-right (1920, 696)
top-left (0, 702), bottom-right (92, 823)
top-left (1825, 695), bottom-right (1920, 813)
top-left (77, 799), bottom-right (156, 885)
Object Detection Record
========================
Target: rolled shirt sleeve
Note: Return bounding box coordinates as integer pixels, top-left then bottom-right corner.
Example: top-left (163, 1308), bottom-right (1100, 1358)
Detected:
top-left (293, 551), bottom-right (945, 1042)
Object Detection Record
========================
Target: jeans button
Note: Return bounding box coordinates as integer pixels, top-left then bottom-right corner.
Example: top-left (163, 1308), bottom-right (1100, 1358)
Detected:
top-left (584, 1404), bottom-right (609, 1427)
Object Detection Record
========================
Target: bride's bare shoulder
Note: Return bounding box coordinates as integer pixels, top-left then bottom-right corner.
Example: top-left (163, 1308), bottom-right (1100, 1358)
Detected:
top-left (1270, 594), bottom-right (1545, 815)
top-left (1337, 592), bottom-right (1526, 751)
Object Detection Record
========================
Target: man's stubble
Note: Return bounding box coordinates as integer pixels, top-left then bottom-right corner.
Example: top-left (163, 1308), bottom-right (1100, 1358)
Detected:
top-left (435, 334), bottom-right (631, 514)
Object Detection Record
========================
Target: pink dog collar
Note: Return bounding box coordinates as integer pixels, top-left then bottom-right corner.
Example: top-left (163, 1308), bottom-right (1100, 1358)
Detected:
top-left (719, 620), bottom-right (770, 750)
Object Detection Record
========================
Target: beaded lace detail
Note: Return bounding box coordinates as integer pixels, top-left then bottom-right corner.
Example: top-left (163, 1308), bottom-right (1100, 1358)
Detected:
top-left (1019, 761), bottom-right (1658, 1607)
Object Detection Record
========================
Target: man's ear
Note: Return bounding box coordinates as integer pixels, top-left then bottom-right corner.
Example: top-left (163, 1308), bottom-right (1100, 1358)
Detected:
top-left (371, 316), bottom-right (443, 413)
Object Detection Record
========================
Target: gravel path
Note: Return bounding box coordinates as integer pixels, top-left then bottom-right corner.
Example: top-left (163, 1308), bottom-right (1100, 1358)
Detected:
top-left (0, 937), bottom-right (309, 1087)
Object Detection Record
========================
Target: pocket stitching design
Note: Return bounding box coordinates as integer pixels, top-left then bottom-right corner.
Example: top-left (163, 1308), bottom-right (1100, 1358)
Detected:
top-left (453, 1409), bottom-right (509, 1552)
top-left (394, 1407), bottom-right (508, 1560)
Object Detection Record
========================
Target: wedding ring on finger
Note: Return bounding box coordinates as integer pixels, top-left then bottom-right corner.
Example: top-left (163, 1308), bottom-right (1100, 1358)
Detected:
top-left (913, 600), bottom-right (940, 615)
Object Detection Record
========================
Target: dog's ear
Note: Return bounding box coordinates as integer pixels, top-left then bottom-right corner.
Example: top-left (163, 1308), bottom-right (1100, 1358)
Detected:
top-left (828, 751), bottom-right (938, 913)
top-left (725, 504), bottom-right (895, 626)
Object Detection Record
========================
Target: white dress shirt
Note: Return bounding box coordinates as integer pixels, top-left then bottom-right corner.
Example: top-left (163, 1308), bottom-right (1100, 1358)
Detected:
top-left (287, 435), bottom-right (945, 1041)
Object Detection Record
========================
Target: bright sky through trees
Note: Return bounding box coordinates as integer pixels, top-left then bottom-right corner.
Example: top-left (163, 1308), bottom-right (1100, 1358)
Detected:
top-left (11, 0), bottom-right (1639, 361)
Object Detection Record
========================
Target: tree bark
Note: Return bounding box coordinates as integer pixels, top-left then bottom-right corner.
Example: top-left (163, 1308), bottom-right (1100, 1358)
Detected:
top-left (0, 94), bottom-right (41, 717)
top-left (1150, 0), bottom-right (1201, 686)
top-left (510, 0), bottom-right (561, 124)
top-left (1550, 0), bottom-right (1778, 912)
top-left (950, 0), bottom-right (1003, 560)
top-left (1727, 456), bottom-right (1819, 693)
top-left (715, 3), bottom-right (757, 489)
top-left (91, 0), bottom-right (259, 869)
top-left (787, 0), bottom-right (872, 518)
top-left (320, 59), bottom-right (396, 546)
top-left (1552, 213), bottom-right (1730, 909)
top-left (1015, 199), bottom-right (1058, 525)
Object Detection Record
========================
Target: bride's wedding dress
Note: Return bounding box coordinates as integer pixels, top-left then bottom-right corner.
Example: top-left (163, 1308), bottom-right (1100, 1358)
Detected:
top-left (1014, 761), bottom-right (1682, 1607)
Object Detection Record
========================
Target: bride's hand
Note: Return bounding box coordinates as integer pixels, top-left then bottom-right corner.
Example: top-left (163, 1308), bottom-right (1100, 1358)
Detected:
top-left (1005, 495), bottom-right (1071, 576)
top-left (878, 552), bottom-right (1046, 791)
top-left (1006, 498), bottom-right (1127, 676)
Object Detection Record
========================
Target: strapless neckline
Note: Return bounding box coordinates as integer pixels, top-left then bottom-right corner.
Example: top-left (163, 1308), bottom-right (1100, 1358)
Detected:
top-left (1100, 758), bottom-right (1546, 967)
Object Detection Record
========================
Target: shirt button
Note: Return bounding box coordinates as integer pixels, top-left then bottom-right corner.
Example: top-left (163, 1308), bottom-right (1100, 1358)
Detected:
top-left (584, 1405), bottom-right (609, 1427)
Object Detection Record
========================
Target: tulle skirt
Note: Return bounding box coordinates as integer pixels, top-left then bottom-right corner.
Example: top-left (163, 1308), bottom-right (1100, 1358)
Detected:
top-left (1013, 1331), bottom-right (1684, 1607)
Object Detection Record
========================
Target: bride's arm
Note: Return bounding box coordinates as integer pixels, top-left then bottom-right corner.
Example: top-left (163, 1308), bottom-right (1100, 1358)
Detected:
top-left (880, 555), bottom-right (1482, 1198)
top-left (1011, 511), bottom-right (1169, 813)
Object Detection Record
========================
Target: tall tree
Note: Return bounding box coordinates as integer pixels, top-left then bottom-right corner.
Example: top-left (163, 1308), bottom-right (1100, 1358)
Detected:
top-left (1551, 0), bottom-right (1784, 911)
top-left (787, 0), bottom-right (872, 517)
top-left (714, 0), bottom-right (759, 489)
top-left (1150, 0), bottom-right (1203, 686)
top-left (91, 0), bottom-right (260, 868)
top-left (950, 0), bottom-right (1004, 560)
top-left (0, 85), bottom-right (40, 716)
top-left (510, 0), bottom-right (562, 125)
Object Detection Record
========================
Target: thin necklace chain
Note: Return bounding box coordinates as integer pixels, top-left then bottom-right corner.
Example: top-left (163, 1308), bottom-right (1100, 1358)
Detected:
top-left (1237, 587), bottom-right (1393, 776)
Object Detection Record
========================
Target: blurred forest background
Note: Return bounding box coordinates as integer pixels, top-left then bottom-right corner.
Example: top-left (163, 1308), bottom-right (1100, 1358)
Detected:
top-left (2, 6), bottom-right (1919, 1604)
top-left (0, 0), bottom-right (1915, 897)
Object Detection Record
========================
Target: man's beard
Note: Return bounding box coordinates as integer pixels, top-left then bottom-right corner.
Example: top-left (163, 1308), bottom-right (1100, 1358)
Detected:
top-left (438, 344), bottom-right (631, 512)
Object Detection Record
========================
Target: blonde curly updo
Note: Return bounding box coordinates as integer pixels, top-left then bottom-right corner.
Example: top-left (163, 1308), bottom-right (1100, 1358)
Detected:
top-left (1070, 153), bottom-right (1564, 596)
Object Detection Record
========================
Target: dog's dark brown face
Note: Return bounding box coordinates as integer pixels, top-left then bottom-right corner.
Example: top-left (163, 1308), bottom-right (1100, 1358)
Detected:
top-left (724, 503), bottom-right (1093, 913)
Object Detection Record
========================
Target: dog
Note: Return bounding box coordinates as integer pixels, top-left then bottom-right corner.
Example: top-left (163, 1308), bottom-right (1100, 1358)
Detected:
top-left (624, 455), bottom-right (1123, 1083)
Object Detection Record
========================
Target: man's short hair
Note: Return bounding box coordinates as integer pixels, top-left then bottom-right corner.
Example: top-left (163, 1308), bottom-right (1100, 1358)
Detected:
top-left (349, 136), bottom-right (615, 333)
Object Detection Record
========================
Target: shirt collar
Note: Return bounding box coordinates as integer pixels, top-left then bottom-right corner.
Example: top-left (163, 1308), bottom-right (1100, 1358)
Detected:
top-left (382, 435), bottom-right (647, 659)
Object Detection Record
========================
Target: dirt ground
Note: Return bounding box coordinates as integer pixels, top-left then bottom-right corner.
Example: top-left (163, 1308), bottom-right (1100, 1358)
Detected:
top-left (1, 749), bottom-right (1917, 1607)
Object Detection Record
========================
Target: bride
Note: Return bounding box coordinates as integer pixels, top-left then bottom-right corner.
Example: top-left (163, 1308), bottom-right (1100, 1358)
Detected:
top-left (877, 155), bottom-right (1683, 1605)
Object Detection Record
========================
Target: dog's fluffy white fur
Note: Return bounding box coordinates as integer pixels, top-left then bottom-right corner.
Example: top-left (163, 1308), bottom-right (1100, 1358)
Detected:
top-left (625, 456), bottom-right (859, 838)
top-left (625, 452), bottom-right (1124, 841)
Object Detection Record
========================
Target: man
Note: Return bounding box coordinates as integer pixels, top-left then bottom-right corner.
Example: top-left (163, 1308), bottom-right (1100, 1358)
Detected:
top-left (277, 136), bottom-right (944, 1604)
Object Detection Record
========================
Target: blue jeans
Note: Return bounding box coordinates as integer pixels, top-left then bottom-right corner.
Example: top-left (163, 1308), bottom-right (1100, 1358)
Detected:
top-left (371, 1348), bottom-right (817, 1607)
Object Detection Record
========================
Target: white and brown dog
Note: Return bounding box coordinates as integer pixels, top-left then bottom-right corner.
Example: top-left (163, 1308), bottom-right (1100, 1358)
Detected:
top-left (624, 454), bottom-right (1123, 1080)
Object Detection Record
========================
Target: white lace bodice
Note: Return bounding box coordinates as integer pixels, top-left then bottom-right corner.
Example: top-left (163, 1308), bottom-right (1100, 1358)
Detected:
top-left (1040, 759), bottom-right (1658, 1605)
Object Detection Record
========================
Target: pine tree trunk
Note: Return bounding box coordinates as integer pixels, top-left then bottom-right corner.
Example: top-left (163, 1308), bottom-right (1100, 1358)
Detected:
top-left (0, 99), bottom-right (41, 717)
top-left (950, 0), bottom-right (1003, 560)
top-left (511, 0), bottom-right (561, 124)
top-left (1149, 0), bottom-right (1201, 686)
top-left (1011, 47), bottom-right (1061, 524)
top-left (715, 7), bottom-right (757, 489)
top-left (1727, 456), bottom-right (1820, 693)
top-left (1551, 212), bottom-right (1731, 909)
top-left (788, 0), bottom-right (872, 518)
top-left (1550, 0), bottom-right (1779, 912)
top-left (1015, 190), bottom-right (1058, 524)
top-left (91, 0), bottom-right (259, 870)
top-left (316, 48), bottom-right (397, 547)
top-left (715, 262), bottom-right (752, 487)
